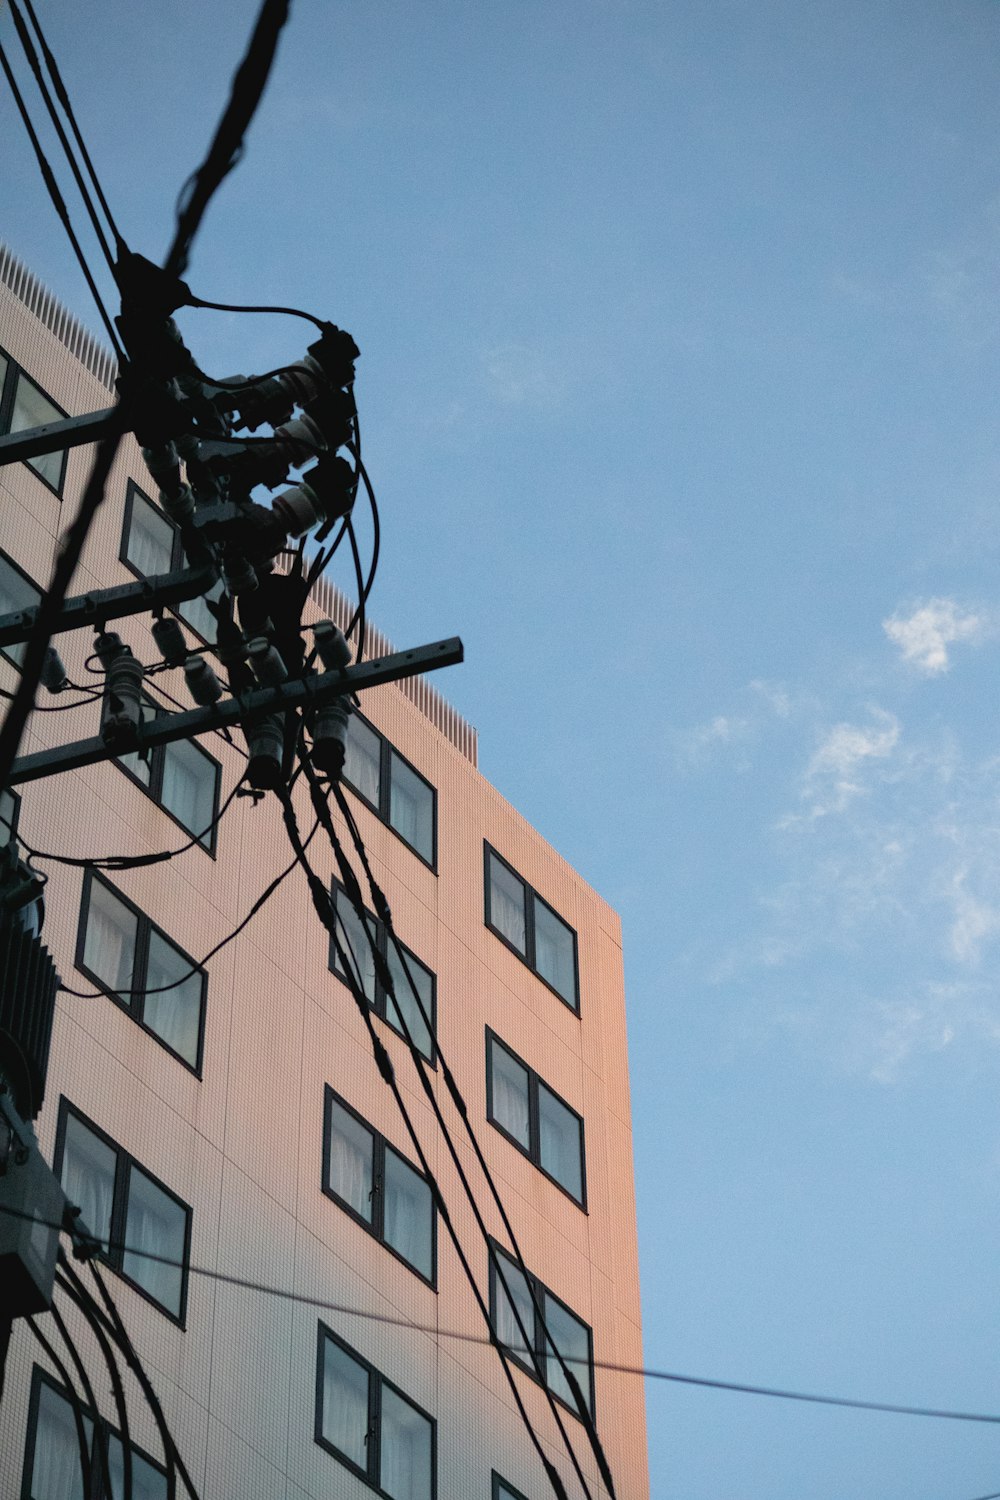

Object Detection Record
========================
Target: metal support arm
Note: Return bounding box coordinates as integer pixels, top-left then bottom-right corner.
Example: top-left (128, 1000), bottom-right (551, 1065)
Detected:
top-left (0, 566), bottom-right (218, 648)
top-left (0, 406), bottom-right (121, 466)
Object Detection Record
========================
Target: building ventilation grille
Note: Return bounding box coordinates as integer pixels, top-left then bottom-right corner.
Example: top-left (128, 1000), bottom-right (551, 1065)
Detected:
top-left (0, 242), bottom-right (118, 392)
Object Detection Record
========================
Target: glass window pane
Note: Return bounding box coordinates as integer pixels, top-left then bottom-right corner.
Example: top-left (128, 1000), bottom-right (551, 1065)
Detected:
top-left (388, 753), bottom-right (434, 863)
top-left (178, 577), bottom-right (223, 642)
top-left (0, 786), bottom-right (18, 844)
top-left (160, 736), bottom-right (216, 842)
top-left (488, 855), bottom-right (526, 955)
top-left (30, 1379), bottom-right (93, 1500)
top-left (383, 1147), bottom-right (433, 1280)
top-left (122, 1165), bottom-right (186, 1317)
top-left (320, 1337), bottom-right (370, 1471)
top-left (493, 1255), bottom-right (533, 1365)
top-left (60, 1114), bottom-right (116, 1250)
top-left (12, 372), bottom-right (64, 489)
top-left (538, 1084), bottom-right (583, 1202)
top-left (82, 880), bottom-right (138, 1005)
top-left (326, 1097), bottom-right (374, 1222)
top-left (379, 1384), bottom-right (432, 1500)
top-left (489, 1041), bottom-right (530, 1150)
top-left (533, 898), bottom-right (576, 1005)
top-left (385, 943), bottom-right (434, 1060)
top-left (344, 715), bottom-right (381, 806)
top-left (124, 491), bottom-right (174, 578)
top-left (144, 930), bottom-right (203, 1067)
top-left (543, 1294), bottom-right (592, 1415)
top-left (0, 553), bottom-right (40, 667)
top-left (117, 701), bottom-right (153, 787)
top-left (107, 1435), bottom-right (168, 1500)
top-left (332, 895), bottom-right (377, 1003)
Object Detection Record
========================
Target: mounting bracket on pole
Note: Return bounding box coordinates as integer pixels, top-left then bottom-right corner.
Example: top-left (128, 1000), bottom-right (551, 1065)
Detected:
top-left (0, 406), bottom-right (121, 467)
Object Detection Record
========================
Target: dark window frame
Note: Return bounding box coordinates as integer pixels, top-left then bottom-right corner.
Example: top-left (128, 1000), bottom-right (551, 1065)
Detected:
top-left (343, 709), bottom-right (438, 871)
top-left (492, 1475), bottom-right (530, 1500)
top-left (322, 1085), bottom-right (437, 1287)
top-left (314, 1322), bottom-right (437, 1500)
top-left (328, 882), bottom-right (437, 1064)
top-left (488, 1241), bottom-right (596, 1424)
top-left (21, 1363), bottom-right (169, 1500)
top-left (0, 547), bottom-right (41, 670)
top-left (75, 867), bottom-right (207, 1075)
top-left (120, 479), bottom-right (219, 645)
top-left (0, 345), bottom-right (69, 496)
top-left (53, 1099), bottom-right (192, 1326)
top-left (0, 785), bottom-right (21, 845)
top-left (115, 694), bottom-right (222, 854)
top-left (483, 844), bottom-right (580, 1012)
top-left (485, 1029), bottom-right (587, 1209)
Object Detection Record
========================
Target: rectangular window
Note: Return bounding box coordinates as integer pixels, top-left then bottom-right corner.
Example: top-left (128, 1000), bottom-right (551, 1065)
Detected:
top-left (22, 1365), bottom-right (168, 1500)
top-left (116, 697), bottom-right (221, 850)
top-left (0, 785), bottom-right (20, 846)
top-left (486, 1032), bottom-right (585, 1206)
top-left (316, 1324), bottom-right (436, 1500)
top-left (343, 711), bottom-right (436, 868)
top-left (484, 846), bottom-right (579, 1011)
top-left (120, 480), bottom-right (223, 642)
top-left (76, 870), bottom-right (206, 1071)
top-left (0, 346), bottom-right (68, 494)
top-left (323, 1087), bottom-right (436, 1284)
top-left (0, 550), bottom-right (41, 669)
top-left (488, 1244), bottom-right (595, 1422)
top-left (329, 884), bottom-right (436, 1062)
top-left (54, 1101), bottom-right (191, 1322)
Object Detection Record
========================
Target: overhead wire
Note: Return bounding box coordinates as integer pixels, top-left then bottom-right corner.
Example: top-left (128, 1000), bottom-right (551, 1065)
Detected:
top-left (51, 1274), bottom-right (134, 1500)
top-left (185, 292), bottom-right (326, 331)
top-left (24, 1312), bottom-right (96, 1500)
top-left (45, 1295), bottom-right (117, 1500)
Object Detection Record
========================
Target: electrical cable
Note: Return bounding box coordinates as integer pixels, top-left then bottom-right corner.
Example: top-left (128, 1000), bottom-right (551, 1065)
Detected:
top-left (185, 293), bottom-right (325, 330)
top-left (52, 1273), bottom-right (134, 1500)
top-left (0, 38), bottom-right (123, 357)
top-left (25, 1312), bottom-right (96, 1500)
top-left (165, 0), bottom-right (290, 280)
top-left (343, 516), bottom-right (368, 662)
top-left (19, 0), bottom-right (126, 255)
top-left (46, 1294), bottom-right (116, 1500)
top-left (311, 773), bottom-right (602, 1498)
top-left (7, 0), bottom-right (120, 277)
top-left (274, 784), bottom-right (575, 1500)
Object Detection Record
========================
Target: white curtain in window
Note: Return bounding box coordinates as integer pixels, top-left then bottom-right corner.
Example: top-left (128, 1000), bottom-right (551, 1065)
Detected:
top-left (385, 945), bottom-right (433, 1058)
top-left (533, 901), bottom-right (575, 1002)
top-left (83, 881), bottom-right (137, 1000)
top-left (489, 858), bottom-right (526, 953)
top-left (538, 1084), bottom-right (582, 1200)
top-left (494, 1258), bottom-right (534, 1363)
top-left (61, 1116), bottom-right (115, 1248)
top-left (125, 496), bottom-right (174, 578)
top-left (388, 755), bottom-right (433, 862)
top-left (344, 716), bottom-right (381, 805)
top-left (543, 1296), bottom-right (592, 1415)
top-left (326, 1101), bottom-right (373, 1220)
top-left (321, 1338), bottom-right (369, 1470)
top-left (383, 1150), bottom-right (432, 1278)
top-left (161, 739), bottom-right (214, 839)
top-left (122, 1167), bottom-right (184, 1316)
top-left (143, 932), bottom-right (201, 1066)
top-left (335, 900), bottom-right (377, 1002)
top-left (12, 372), bottom-right (64, 489)
top-left (379, 1385), bottom-right (432, 1500)
top-left (490, 1044), bottom-right (530, 1148)
top-left (31, 1381), bottom-right (92, 1500)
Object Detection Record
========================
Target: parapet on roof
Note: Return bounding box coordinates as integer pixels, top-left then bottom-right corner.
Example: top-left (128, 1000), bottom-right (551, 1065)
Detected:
top-left (0, 242), bottom-right (477, 766)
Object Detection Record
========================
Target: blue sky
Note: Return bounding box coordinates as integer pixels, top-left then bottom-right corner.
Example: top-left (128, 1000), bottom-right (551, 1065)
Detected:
top-left (5, 2), bottom-right (1000, 1496)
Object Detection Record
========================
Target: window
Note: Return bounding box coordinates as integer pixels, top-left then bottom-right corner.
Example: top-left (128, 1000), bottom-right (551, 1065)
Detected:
top-left (343, 711), bottom-right (436, 867)
top-left (329, 884), bottom-right (436, 1062)
top-left (323, 1087), bottom-right (436, 1283)
top-left (486, 1031), bottom-right (585, 1206)
top-left (117, 697), bottom-right (221, 850)
top-left (0, 549), bottom-right (41, 668)
top-left (1, 785), bottom-right (20, 845)
top-left (22, 1365), bottom-right (168, 1500)
top-left (484, 846), bottom-right (579, 1010)
top-left (120, 480), bottom-right (222, 641)
top-left (489, 1244), bottom-right (595, 1421)
top-left (54, 1101), bottom-right (191, 1321)
top-left (76, 869), bottom-right (206, 1071)
top-left (0, 347), bottom-right (68, 494)
top-left (316, 1324), bottom-right (436, 1500)
top-left (492, 1477), bottom-right (529, 1500)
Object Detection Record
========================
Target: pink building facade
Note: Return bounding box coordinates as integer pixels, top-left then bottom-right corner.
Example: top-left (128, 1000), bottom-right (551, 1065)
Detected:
top-left (0, 248), bottom-right (649, 1500)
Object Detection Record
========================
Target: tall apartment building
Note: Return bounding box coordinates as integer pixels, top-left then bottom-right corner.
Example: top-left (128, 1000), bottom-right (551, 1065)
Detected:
top-left (0, 246), bottom-right (649, 1500)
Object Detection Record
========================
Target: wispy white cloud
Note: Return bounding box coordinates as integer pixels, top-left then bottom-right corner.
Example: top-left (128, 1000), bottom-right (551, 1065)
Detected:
top-left (883, 598), bottom-right (988, 675)
top-left (782, 708), bottom-right (901, 822)
top-left (482, 341), bottom-right (567, 409)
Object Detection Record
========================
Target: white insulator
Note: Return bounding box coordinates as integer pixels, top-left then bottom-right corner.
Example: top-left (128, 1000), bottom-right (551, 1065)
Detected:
top-left (184, 654), bottom-right (223, 706)
top-left (313, 621), bottom-right (352, 670)
top-left (247, 637), bottom-right (287, 685)
top-left (100, 651), bottom-right (144, 749)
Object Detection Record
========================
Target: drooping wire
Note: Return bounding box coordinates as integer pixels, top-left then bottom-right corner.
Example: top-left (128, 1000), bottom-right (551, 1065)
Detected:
top-left (165, 0), bottom-right (291, 279)
top-left (0, 38), bottom-right (123, 357)
top-left (46, 1295), bottom-right (116, 1500)
top-left (273, 783), bottom-right (573, 1500)
top-left (19, 0), bottom-right (126, 255)
top-left (311, 772), bottom-right (601, 1498)
top-left (6, 0), bottom-right (120, 276)
top-left (343, 517), bottom-right (367, 662)
top-left (185, 293), bottom-right (326, 331)
top-left (25, 1313), bottom-right (96, 1500)
top-left (51, 1273), bottom-right (134, 1500)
